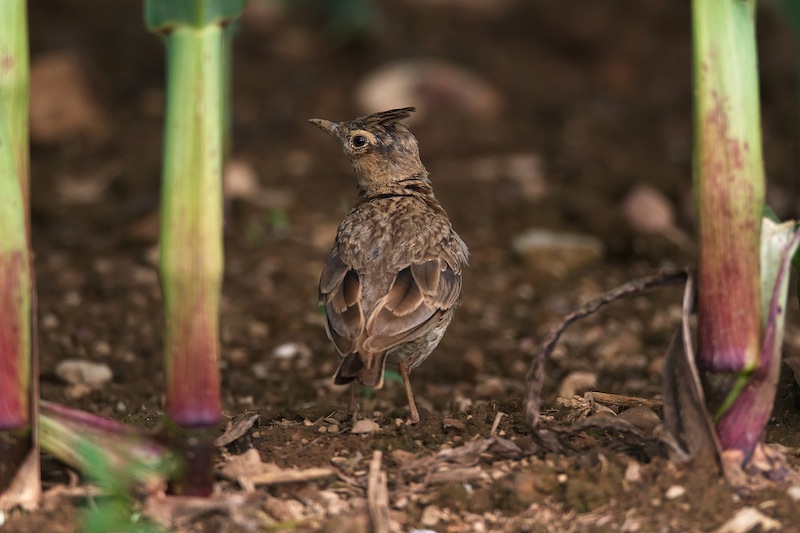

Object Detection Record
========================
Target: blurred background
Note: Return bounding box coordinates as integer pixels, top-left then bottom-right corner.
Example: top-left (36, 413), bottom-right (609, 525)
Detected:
top-left (27, 0), bottom-right (800, 425)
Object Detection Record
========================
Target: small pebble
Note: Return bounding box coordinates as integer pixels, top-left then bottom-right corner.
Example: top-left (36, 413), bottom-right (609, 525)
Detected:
top-left (391, 450), bottom-right (416, 465)
top-left (272, 342), bottom-right (311, 360)
top-left (248, 320), bottom-right (270, 339)
top-left (512, 229), bottom-right (604, 281)
top-left (351, 419), bottom-right (381, 434)
top-left (317, 489), bottom-right (347, 516)
top-left (621, 517), bottom-right (643, 533)
top-left (463, 347), bottom-right (485, 371)
top-left (64, 383), bottom-right (92, 399)
top-left (223, 159), bottom-right (260, 200)
top-left (395, 495), bottom-right (409, 509)
top-left (624, 461), bottom-right (642, 484)
top-left (93, 341), bottom-right (111, 357)
top-left (420, 505), bottom-right (446, 527)
top-left (474, 376), bottom-right (505, 398)
top-left (252, 362), bottom-right (269, 380)
top-left (618, 406), bottom-right (661, 432)
top-left (263, 496), bottom-right (305, 522)
top-left (442, 417), bottom-right (467, 432)
top-left (227, 348), bottom-right (249, 367)
top-left (621, 185), bottom-right (675, 234)
top-left (787, 485), bottom-right (800, 501)
top-left (664, 485), bottom-right (685, 500)
top-left (55, 359), bottom-right (113, 388)
top-left (64, 291), bottom-right (82, 307)
top-left (29, 51), bottom-right (110, 144)
top-left (558, 371), bottom-right (597, 398)
top-left (41, 313), bottom-right (59, 330)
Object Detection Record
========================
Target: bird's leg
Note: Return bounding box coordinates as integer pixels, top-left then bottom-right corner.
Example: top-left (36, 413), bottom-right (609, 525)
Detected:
top-left (347, 382), bottom-right (360, 424)
top-left (399, 362), bottom-right (420, 424)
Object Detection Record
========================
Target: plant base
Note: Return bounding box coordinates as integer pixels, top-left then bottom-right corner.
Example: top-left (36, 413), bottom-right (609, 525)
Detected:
top-left (163, 423), bottom-right (217, 497)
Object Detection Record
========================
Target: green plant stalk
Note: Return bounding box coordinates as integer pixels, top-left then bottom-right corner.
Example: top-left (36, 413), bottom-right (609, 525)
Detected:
top-left (692, 0), bottom-right (764, 419)
top-left (0, 0), bottom-right (33, 495)
top-left (161, 26), bottom-right (226, 417)
top-left (0, 0), bottom-right (29, 208)
top-left (160, 23), bottom-right (223, 460)
top-left (148, 0), bottom-right (244, 496)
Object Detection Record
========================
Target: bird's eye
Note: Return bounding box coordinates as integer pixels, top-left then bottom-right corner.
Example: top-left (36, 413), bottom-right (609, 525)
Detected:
top-left (351, 134), bottom-right (369, 148)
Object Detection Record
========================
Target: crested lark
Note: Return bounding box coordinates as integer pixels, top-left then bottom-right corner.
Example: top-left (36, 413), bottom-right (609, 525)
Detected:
top-left (309, 107), bottom-right (468, 424)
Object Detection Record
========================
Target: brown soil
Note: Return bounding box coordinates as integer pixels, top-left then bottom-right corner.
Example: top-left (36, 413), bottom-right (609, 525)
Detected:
top-left (4, 0), bottom-right (800, 531)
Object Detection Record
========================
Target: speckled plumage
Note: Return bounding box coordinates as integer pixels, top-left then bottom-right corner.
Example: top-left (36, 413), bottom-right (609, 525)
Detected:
top-left (310, 107), bottom-right (468, 423)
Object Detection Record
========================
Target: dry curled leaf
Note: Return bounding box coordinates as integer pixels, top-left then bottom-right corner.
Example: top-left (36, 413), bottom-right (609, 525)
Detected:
top-left (214, 413), bottom-right (259, 447)
top-left (219, 449), bottom-right (335, 492)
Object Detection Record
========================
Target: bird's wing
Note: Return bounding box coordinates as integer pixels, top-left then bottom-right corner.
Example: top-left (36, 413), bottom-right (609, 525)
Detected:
top-left (362, 256), bottom-right (462, 353)
top-left (319, 248), bottom-right (363, 355)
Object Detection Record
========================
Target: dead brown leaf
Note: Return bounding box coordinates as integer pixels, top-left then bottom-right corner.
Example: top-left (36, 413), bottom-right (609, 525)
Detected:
top-left (143, 493), bottom-right (264, 530)
top-left (0, 450), bottom-right (41, 511)
top-left (367, 451), bottom-right (391, 533)
top-left (219, 448), bottom-right (336, 492)
top-left (214, 413), bottom-right (260, 448)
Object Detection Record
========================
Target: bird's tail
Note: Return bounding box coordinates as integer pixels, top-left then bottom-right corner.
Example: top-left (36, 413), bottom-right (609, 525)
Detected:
top-left (333, 352), bottom-right (388, 389)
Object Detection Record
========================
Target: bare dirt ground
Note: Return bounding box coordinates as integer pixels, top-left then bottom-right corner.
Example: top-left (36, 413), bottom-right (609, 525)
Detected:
top-left (3, 0), bottom-right (800, 531)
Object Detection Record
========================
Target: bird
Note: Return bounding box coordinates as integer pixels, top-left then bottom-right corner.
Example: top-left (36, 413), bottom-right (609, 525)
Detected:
top-left (309, 107), bottom-right (468, 424)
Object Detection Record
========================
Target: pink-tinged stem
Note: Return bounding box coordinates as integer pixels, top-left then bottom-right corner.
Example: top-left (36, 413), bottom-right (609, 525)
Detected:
top-left (0, 254), bottom-right (32, 494)
top-left (0, 252), bottom-right (27, 431)
top-left (693, 1), bottom-right (763, 374)
top-left (163, 287), bottom-right (221, 426)
top-left (0, 252), bottom-right (30, 430)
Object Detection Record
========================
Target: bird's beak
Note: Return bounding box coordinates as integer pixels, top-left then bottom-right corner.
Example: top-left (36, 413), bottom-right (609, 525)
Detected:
top-left (308, 118), bottom-right (340, 138)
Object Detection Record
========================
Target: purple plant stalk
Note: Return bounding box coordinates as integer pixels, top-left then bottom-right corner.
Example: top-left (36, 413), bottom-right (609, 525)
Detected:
top-left (146, 0), bottom-right (245, 496)
top-left (692, 0), bottom-right (767, 457)
top-left (0, 251), bottom-right (30, 489)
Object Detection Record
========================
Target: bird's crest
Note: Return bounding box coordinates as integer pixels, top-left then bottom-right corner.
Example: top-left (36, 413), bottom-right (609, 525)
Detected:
top-left (355, 107), bottom-right (416, 129)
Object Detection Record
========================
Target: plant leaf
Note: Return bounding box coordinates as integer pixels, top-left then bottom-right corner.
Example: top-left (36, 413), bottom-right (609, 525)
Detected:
top-left (661, 271), bottom-right (722, 467)
top-left (714, 218), bottom-right (800, 461)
